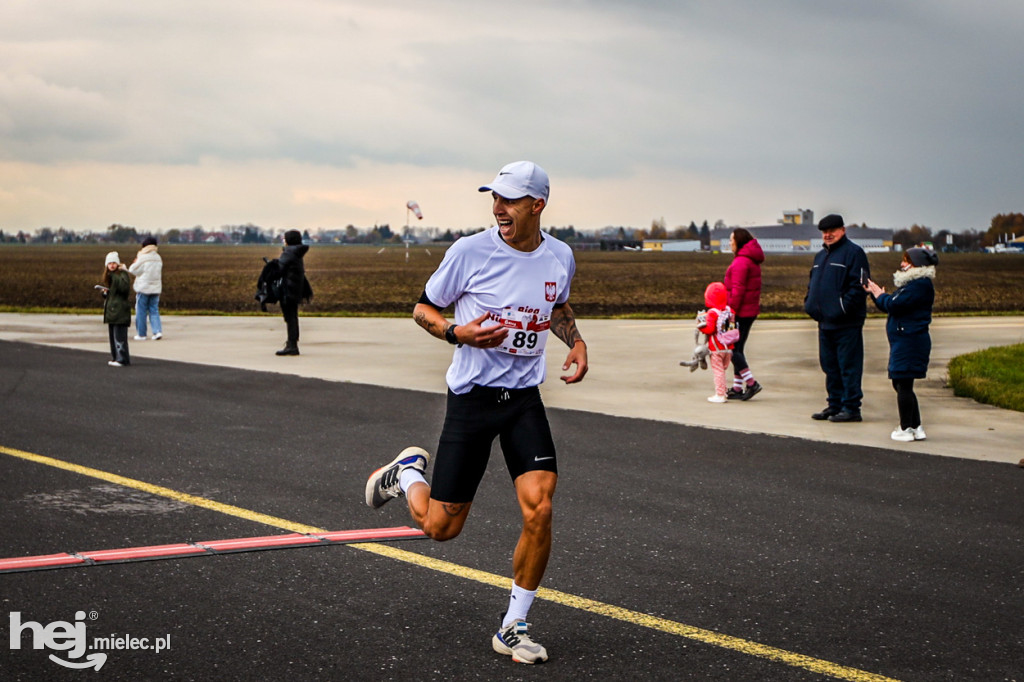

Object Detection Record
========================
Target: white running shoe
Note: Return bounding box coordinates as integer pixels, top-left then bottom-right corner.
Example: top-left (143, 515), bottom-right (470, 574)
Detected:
top-left (912, 425), bottom-right (926, 440)
top-left (153, 332), bottom-right (163, 340)
top-left (364, 447), bottom-right (429, 508)
top-left (133, 335), bottom-right (146, 341)
top-left (707, 394), bottom-right (727, 403)
top-left (890, 426), bottom-right (915, 442)
top-left (108, 361), bottom-right (124, 367)
top-left (492, 621), bottom-right (548, 664)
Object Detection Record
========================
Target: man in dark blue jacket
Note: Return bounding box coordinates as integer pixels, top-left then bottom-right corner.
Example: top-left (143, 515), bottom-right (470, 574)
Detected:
top-left (803, 214), bottom-right (870, 422)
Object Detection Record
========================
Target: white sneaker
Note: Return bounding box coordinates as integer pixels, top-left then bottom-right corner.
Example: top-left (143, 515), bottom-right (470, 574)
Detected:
top-left (133, 335), bottom-right (146, 341)
top-left (153, 332), bottom-right (163, 340)
top-left (108, 361), bottom-right (124, 367)
top-left (890, 426), bottom-right (915, 442)
top-left (364, 447), bottom-right (430, 508)
top-left (492, 621), bottom-right (548, 664)
top-left (707, 394), bottom-right (727, 403)
top-left (912, 425), bottom-right (926, 440)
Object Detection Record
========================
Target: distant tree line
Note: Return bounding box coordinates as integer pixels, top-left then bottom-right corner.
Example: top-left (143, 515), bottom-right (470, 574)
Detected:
top-left (985, 213), bottom-right (1024, 246)
top-left (2, 214), bottom-right (1019, 252)
top-left (0, 222), bottom-right (628, 247)
top-left (884, 213), bottom-right (1024, 252)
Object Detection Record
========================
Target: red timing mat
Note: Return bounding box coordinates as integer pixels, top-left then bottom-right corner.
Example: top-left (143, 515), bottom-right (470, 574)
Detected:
top-left (0, 526), bottom-right (426, 573)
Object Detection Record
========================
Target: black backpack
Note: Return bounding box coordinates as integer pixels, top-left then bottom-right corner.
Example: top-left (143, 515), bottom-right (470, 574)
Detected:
top-left (255, 257), bottom-right (284, 312)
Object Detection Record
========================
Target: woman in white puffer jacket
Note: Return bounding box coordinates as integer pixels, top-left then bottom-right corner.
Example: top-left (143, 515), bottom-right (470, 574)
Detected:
top-left (128, 236), bottom-right (164, 340)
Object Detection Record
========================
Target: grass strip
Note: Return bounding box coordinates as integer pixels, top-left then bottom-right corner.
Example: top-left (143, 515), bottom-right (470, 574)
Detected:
top-left (948, 343), bottom-right (1024, 412)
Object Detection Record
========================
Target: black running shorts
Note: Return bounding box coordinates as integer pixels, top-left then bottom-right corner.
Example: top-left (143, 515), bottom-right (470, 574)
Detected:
top-left (429, 385), bottom-right (558, 504)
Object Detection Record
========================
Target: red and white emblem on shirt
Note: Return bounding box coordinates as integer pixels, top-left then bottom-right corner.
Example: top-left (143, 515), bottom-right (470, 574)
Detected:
top-left (544, 282), bottom-right (557, 302)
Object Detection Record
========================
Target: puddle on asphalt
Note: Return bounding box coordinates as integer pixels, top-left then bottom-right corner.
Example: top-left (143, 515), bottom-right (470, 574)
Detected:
top-left (20, 484), bottom-right (193, 515)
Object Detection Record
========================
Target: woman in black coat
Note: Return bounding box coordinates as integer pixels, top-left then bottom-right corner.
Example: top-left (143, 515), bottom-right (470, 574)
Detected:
top-left (864, 247), bottom-right (938, 442)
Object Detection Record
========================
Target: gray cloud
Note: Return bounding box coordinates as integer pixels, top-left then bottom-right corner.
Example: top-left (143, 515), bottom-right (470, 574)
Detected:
top-left (1, 0), bottom-right (1021, 231)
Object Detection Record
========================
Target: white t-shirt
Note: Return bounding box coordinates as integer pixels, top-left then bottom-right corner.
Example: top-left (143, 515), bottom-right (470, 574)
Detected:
top-left (424, 228), bottom-right (576, 394)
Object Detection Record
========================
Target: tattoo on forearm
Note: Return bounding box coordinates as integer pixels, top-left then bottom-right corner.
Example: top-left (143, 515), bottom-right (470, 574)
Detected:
top-left (414, 308), bottom-right (444, 339)
top-left (551, 306), bottom-right (583, 348)
top-left (441, 502), bottom-right (466, 517)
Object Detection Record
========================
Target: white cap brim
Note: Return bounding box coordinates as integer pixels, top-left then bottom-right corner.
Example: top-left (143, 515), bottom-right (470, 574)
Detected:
top-left (478, 182), bottom-right (531, 200)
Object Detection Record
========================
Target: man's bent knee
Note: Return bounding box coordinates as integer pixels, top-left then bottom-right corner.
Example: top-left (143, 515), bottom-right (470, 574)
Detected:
top-left (421, 522), bottom-right (462, 542)
top-left (421, 499), bottom-right (471, 541)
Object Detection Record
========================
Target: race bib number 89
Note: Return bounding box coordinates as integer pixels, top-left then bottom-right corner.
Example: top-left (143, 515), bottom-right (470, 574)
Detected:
top-left (496, 307), bottom-right (550, 357)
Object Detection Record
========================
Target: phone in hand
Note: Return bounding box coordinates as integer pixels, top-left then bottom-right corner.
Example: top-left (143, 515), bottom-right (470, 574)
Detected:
top-left (859, 268), bottom-right (869, 287)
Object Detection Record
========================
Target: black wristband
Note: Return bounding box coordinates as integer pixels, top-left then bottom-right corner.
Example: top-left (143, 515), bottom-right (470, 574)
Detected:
top-left (444, 324), bottom-right (459, 345)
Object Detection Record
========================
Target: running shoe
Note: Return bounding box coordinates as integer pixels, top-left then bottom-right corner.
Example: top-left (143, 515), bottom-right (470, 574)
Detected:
top-left (912, 425), bottom-right (927, 441)
top-left (364, 446), bottom-right (429, 508)
top-left (492, 621), bottom-right (548, 664)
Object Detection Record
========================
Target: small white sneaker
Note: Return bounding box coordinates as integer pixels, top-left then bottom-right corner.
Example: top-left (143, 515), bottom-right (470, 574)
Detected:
top-left (153, 332), bottom-right (163, 340)
top-left (890, 426), bottom-right (915, 442)
top-left (493, 621), bottom-right (548, 664)
top-left (108, 361), bottom-right (124, 367)
top-left (912, 425), bottom-right (926, 441)
top-left (133, 335), bottom-right (146, 341)
top-left (707, 394), bottom-right (727, 403)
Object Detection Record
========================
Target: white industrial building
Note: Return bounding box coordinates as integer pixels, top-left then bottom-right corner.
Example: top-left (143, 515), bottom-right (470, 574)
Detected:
top-left (712, 210), bottom-right (894, 253)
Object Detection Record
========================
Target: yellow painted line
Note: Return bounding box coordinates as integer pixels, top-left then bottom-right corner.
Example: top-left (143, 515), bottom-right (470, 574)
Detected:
top-left (3, 445), bottom-right (900, 682)
top-left (350, 543), bottom-right (899, 682)
top-left (0, 446), bottom-right (325, 535)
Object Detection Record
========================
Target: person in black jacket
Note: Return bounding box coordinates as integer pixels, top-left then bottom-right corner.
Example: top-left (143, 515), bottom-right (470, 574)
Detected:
top-left (101, 251), bottom-right (132, 367)
top-left (276, 230), bottom-right (309, 356)
top-left (803, 214), bottom-right (870, 422)
top-left (864, 247), bottom-right (938, 442)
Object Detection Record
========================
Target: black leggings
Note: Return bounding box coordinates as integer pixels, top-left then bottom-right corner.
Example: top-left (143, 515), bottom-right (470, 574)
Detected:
top-left (892, 378), bottom-right (921, 429)
top-left (730, 316), bottom-right (756, 375)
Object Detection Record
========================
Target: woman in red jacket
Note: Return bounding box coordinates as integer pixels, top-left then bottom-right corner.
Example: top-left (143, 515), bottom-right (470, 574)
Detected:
top-left (723, 228), bottom-right (764, 400)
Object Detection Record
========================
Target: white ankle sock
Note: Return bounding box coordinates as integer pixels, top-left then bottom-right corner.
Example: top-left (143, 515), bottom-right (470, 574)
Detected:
top-left (503, 583), bottom-right (537, 627)
top-left (398, 468), bottom-right (427, 495)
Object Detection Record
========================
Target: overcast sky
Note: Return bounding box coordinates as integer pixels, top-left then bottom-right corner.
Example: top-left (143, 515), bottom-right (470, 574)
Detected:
top-left (2, 0), bottom-right (1022, 234)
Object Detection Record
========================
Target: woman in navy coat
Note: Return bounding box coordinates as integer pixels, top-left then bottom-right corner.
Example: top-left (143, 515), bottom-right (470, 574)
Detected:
top-left (864, 247), bottom-right (938, 442)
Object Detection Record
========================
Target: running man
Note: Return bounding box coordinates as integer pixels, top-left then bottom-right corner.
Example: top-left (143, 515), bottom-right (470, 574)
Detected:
top-left (365, 160), bottom-right (588, 664)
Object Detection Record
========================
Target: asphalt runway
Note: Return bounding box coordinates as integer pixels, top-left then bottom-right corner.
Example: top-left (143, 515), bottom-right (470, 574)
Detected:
top-left (1, 340), bottom-right (1022, 681)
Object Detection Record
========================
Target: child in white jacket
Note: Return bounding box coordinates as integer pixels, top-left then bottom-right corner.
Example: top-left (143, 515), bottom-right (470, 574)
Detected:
top-left (128, 236), bottom-right (163, 340)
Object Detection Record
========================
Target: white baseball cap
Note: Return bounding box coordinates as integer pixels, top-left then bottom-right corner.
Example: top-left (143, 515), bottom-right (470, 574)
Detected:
top-left (478, 161), bottom-right (549, 202)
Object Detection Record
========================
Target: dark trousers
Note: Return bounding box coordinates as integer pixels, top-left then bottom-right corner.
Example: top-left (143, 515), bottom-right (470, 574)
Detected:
top-left (818, 326), bottom-right (864, 412)
top-left (108, 324), bottom-right (130, 364)
top-left (730, 316), bottom-right (756, 375)
top-left (281, 302), bottom-right (300, 348)
top-left (892, 378), bottom-right (921, 429)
